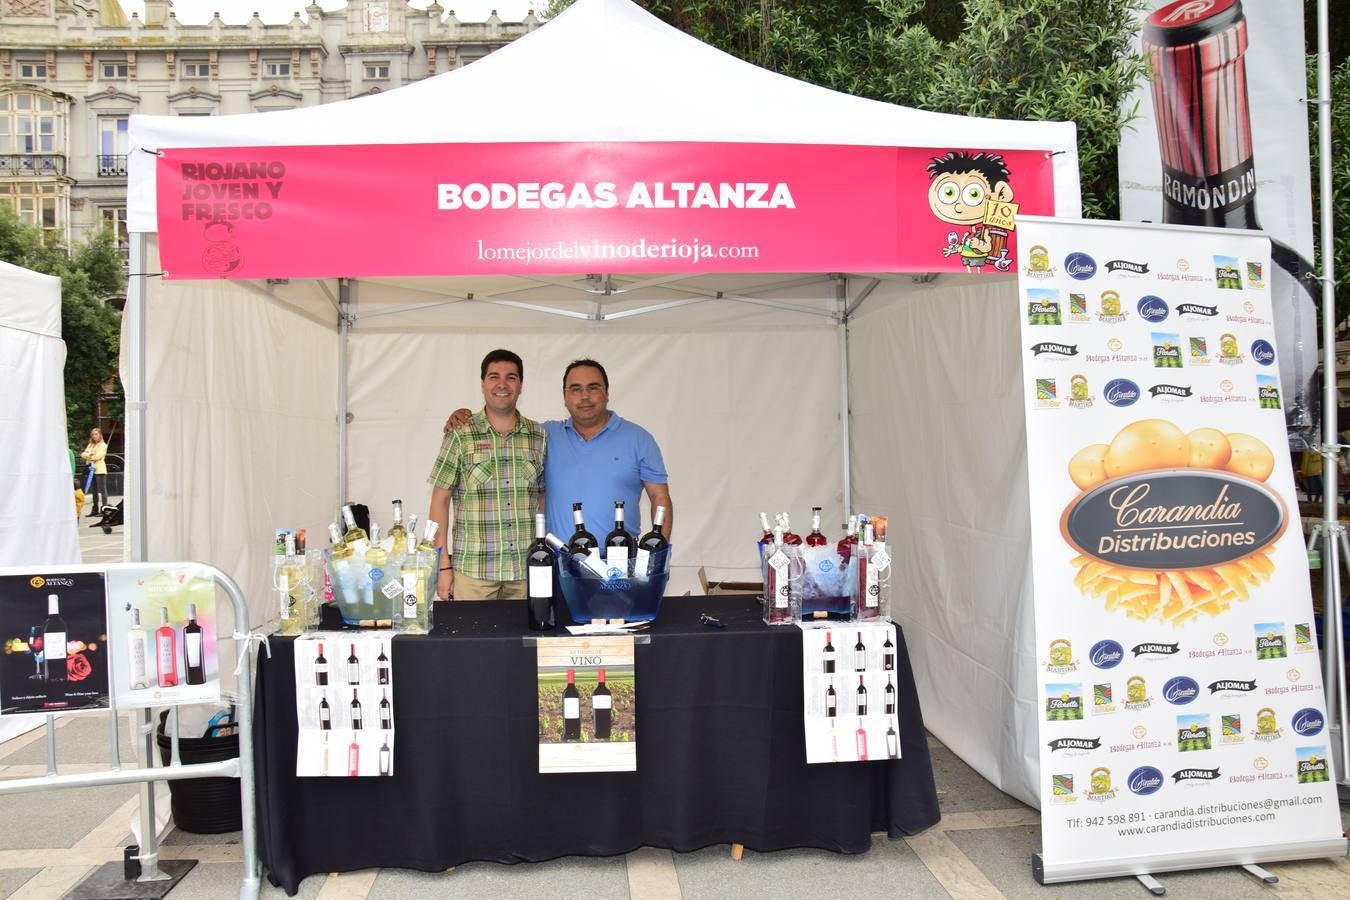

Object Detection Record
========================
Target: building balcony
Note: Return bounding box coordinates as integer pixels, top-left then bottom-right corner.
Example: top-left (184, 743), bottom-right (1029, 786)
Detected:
top-left (0, 154), bottom-right (66, 177)
top-left (98, 154), bottom-right (128, 177)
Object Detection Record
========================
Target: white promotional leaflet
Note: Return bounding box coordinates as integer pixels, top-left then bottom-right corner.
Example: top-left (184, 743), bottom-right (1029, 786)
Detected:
top-left (294, 633), bottom-right (394, 777)
top-left (537, 636), bottom-right (636, 774)
top-left (800, 622), bottom-right (901, 764)
top-left (106, 565), bottom-right (221, 709)
top-left (1017, 217), bottom-right (1344, 883)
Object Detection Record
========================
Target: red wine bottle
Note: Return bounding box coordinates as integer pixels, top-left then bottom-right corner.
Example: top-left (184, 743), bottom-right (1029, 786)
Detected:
top-left (562, 669), bottom-right (581, 741)
top-left (350, 688), bottom-right (363, 730)
top-left (856, 674), bottom-right (868, 716)
top-left (592, 667), bottom-right (612, 740)
top-left (376, 644), bottom-right (389, 685)
top-left (347, 643), bottom-right (359, 685)
top-left (568, 503), bottom-right (598, 554)
top-left (183, 602), bottom-right (205, 686)
top-left (604, 501), bottom-right (635, 573)
top-left (822, 631), bottom-right (836, 673)
top-left (527, 514), bottom-right (555, 631)
top-left (805, 507), bottom-right (827, 547)
top-left (853, 631), bottom-right (866, 671)
top-left (885, 674), bottom-right (896, 716)
top-left (379, 689), bottom-right (391, 730)
top-left (634, 506), bottom-right (669, 576)
top-left (318, 694), bottom-right (331, 730)
top-left (314, 642), bottom-right (328, 686)
top-left (826, 679), bottom-right (837, 717)
top-left (42, 594), bottom-right (67, 690)
top-left (883, 633), bottom-right (895, 671)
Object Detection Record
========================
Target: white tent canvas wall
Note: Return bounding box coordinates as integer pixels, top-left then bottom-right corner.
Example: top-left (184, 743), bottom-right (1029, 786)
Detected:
top-left (125, 0), bottom-right (1077, 806)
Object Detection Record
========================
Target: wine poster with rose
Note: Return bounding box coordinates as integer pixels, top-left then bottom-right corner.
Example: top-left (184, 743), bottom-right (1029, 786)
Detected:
top-left (0, 570), bottom-right (110, 715)
top-left (1016, 216), bottom-right (1343, 882)
top-left (106, 565), bottom-right (221, 709)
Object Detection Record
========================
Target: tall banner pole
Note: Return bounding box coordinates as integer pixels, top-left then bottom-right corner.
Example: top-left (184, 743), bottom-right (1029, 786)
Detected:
top-left (1018, 216), bottom-right (1345, 884)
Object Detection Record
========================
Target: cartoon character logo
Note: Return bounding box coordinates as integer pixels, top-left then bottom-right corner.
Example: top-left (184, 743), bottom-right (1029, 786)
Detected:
top-left (927, 151), bottom-right (1015, 273)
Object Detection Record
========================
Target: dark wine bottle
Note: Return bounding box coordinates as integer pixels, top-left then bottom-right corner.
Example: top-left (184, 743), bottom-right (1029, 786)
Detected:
top-left (568, 502), bottom-right (598, 554)
top-left (856, 674), bottom-right (868, 716)
top-left (633, 506), bottom-right (669, 576)
top-left (350, 688), bottom-right (363, 730)
top-left (825, 680), bottom-right (837, 718)
top-left (42, 594), bottom-right (67, 689)
top-left (527, 513), bottom-right (555, 631)
top-left (592, 667), bottom-right (612, 740)
top-left (376, 644), bottom-right (390, 686)
top-left (562, 669), bottom-right (581, 741)
top-left (318, 694), bottom-right (331, 730)
top-left (822, 631), bottom-right (836, 674)
top-left (379, 689), bottom-right (391, 730)
top-left (183, 603), bottom-right (205, 685)
top-left (314, 642), bottom-right (328, 686)
top-left (347, 643), bottom-right (359, 685)
top-left (883, 633), bottom-right (895, 671)
top-left (853, 631), bottom-right (866, 671)
top-left (604, 501), bottom-right (635, 573)
top-left (885, 673), bottom-right (896, 716)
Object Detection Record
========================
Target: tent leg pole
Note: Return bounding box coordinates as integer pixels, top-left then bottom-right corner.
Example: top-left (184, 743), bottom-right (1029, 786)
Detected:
top-left (337, 278), bottom-right (352, 519)
top-left (834, 274), bottom-right (852, 515)
top-left (127, 232), bottom-right (148, 564)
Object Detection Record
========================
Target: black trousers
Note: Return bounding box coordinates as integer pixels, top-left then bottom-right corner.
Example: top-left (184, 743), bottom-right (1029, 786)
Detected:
top-left (89, 473), bottom-right (107, 513)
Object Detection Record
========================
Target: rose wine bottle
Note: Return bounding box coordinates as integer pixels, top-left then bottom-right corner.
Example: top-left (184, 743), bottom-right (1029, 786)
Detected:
top-left (764, 526), bottom-right (792, 624)
top-left (825, 680), bottom-right (837, 718)
top-left (885, 673), bottom-right (896, 716)
top-left (126, 607), bottom-right (149, 690)
top-left (822, 631), bottom-right (836, 673)
top-left (314, 642), bottom-right (328, 686)
top-left (42, 594), bottom-right (67, 686)
top-left (563, 669), bottom-right (581, 741)
top-left (856, 674), bottom-right (868, 716)
top-left (758, 512), bottom-right (774, 548)
top-left (350, 688), bottom-right (363, 730)
top-left (853, 631), bottom-right (866, 671)
top-left (377, 644), bottom-right (390, 685)
top-left (855, 725), bottom-right (868, 761)
top-left (837, 515), bottom-right (858, 567)
top-left (857, 523), bottom-right (881, 621)
top-left (806, 507), bottom-right (827, 547)
top-left (633, 506), bottom-right (669, 577)
top-left (321, 734), bottom-right (330, 775)
top-left (778, 513), bottom-right (802, 546)
top-left (568, 503), bottom-right (598, 554)
top-left (592, 667), bottom-right (612, 740)
top-left (886, 723), bottom-right (899, 759)
top-left (379, 689), bottom-right (391, 730)
top-left (379, 737), bottom-right (391, 776)
top-left (318, 694), bottom-right (331, 730)
top-left (347, 643), bottom-right (360, 685)
top-left (348, 739), bottom-right (360, 776)
top-left (183, 602), bottom-right (205, 685)
top-left (527, 514), bottom-right (555, 631)
top-left (604, 501), bottom-right (635, 572)
top-left (883, 632), bottom-right (895, 671)
top-left (155, 607), bottom-right (178, 688)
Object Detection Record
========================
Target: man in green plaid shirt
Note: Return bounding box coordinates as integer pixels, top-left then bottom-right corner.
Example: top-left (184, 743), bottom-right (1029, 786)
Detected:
top-left (428, 349), bottom-right (547, 600)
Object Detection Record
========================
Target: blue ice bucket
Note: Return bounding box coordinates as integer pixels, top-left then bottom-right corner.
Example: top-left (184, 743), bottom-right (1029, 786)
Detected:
top-left (557, 546), bottom-right (672, 624)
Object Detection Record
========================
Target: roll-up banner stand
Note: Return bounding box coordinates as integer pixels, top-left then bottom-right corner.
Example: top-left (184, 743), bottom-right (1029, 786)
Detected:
top-left (1016, 216), bottom-right (1346, 884)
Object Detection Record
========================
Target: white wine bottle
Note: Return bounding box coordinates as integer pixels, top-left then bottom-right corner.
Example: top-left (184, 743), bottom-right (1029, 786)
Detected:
top-left (387, 500), bottom-right (409, 556)
top-left (341, 504), bottom-right (369, 554)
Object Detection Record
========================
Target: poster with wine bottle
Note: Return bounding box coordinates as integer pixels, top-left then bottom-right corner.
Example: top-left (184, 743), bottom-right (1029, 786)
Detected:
top-left (0, 570), bottom-right (110, 715)
top-left (294, 633), bottom-right (395, 777)
top-left (106, 565), bottom-right (221, 709)
top-left (1016, 217), bottom-right (1345, 882)
top-left (799, 622), bottom-right (901, 763)
top-left (537, 636), bottom-right (635, 773)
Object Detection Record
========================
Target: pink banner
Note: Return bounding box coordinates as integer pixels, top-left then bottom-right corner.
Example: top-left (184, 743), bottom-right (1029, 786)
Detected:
top-left (156, 142), bottom-right (1056, 279)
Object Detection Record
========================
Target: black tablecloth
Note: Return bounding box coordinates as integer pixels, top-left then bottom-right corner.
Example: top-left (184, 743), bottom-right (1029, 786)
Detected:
top-left (254, 596), bottom-right (940, 895)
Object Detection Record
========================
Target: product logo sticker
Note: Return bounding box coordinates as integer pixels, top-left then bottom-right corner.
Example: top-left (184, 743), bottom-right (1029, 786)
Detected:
top-left (1132, 642), bottom-right (1180, 658)
top-left (1246, 262), bottom-right (1264, 288)
top-left (1208, 678), bottom-right (1257, 696)
top-left (1035, 378), bottom-right (1060, 409)
top-left (1148, 383), bottom-right (1192, 400)
top-left (1089, 639), bottom-right (1124, 669)
top-left (1254, 622), bottom-right (1287, 659)
top-left (1172, 767), bottom-right (1221, 784)
top-left (1214, 255), bottom-right (1243, 290)
top-left (1046, 639), bottom-right (1078, 673)
top-left (1069, 293), bottom-right (1090, 322)
top-left (1068, 374), bottom-right (1094, 410)
top-left (1087, 766), bottom-right (1117, 801)
top-left (1106, 259), bottom-right (1150, 275)
top-left (1103, 378), bottom-right (1141, 408)
top-left (1162, 676), bottom-right (1200, 705)
top-left (1097, 290), bottom-right (1127, 324)
top-left (1257, 375), bottom-right (1281, 410)
top-left (1296, 746), bottom-right (1329, 783)
top-left (1045, 682), bottom-right (1084, 720)
top-left (1124, 675), bottom-right (1152, 711)
top-left (1294, 623), bottom-right (1314, 651)
top-left (1064, 252), bottom-right (1098, 280)
top-left (1047, 736), bottom-right (1101, 753)
top-left (1252, 707), bottom-right (1282, 742)
top-left (1177, 303), bottom-right (1218, 318)
top-left (1051, 773), bottom-right (1076, 803)
top-left (1291, 708), bottom-right (1325, 737)
top-left (1128, 765), bottom-right (1164, 796)
top-left (1031, 341), bottom-right (1078, 358)
top-left (1250, 339), bottom-right (1275, 366)
top-left (1176, 713), bottom-right (1212, 751)
top-left (1138, 295), bottom-right (1170, 323)
top-left (1152, 332), bottom-right (1183, 368)
top-left (1189, 336), bottom-right (1211, 365)
top-left (1217, 332), bottom-right (1243, 365)
top-left (1220, 713), bottom-right (1244, 745)
top-left (1093, 682), bottom-right (1116, 714)
top-left (1027, 288), bottom-right (1061, 324)
top-left (1024, 244), bottom-right (1056, 279)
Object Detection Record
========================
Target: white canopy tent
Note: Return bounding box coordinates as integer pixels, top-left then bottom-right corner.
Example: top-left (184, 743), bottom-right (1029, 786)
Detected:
top-left (125, 0), bottom-right (1076, 806)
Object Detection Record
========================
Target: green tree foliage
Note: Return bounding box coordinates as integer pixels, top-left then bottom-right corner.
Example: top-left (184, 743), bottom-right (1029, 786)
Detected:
top-left (545, 0), bottom-right (1146, 218)
top-left (1307, 53), bottom-right (1350, 325)
top-left (0, 207), bottom-right (123, 452)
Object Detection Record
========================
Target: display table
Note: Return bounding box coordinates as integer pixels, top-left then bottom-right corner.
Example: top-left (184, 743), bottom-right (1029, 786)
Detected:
top-left (253, 596), bottom-right (941, 895)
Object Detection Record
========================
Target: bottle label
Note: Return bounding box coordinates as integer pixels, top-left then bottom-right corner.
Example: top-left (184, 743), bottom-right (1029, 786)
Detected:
top-left (186, 633), bottom-right (202, 667)
top-left (402, 575), bottom-right (419, 618)
top-left (826, 693), bottom-right (836, 710)
top-left (886, 701), bottom-right (896, 715)
top-left (319, 707), bottom-right (330, 725)
top-left (1162, 158), bottom-right (1257, 220)
top-left (584, 552), bottom-right (610, 578)
top-left (528, 565), bottom-right (552, 598)
top-left (871, 546), bottom-right (891, 572)
top-left (605, 545), bottom-right (629, 571)
top-left (351, 539), bottom-right (369, 556)
top-left (348, 663), bottom-right (359, 684)
top-left (822, 650), bottom-right (836, 666)
top-left (865, 562), bottom-right (879, 608)
top-left (769, 552), bottom-right (789, 608)
top-left (315, 661), bottom-right (328, 680)
top-left (634, 547), bottom-right (651, 577)
top-left (593, 694), bottom-right (612, 710)
top-left (381, 579), bottom-right (404, 600)
top-left (128, 636), bottom-right (146, 679)
top-left (156, 635), bottom-right (173, 673)
top-left (348, 746), bottom-right (359, 775)
top-left (855, 649), bottom-right (866, 670)
top-left (563, 697), bottom-right (580, 718)
top-left (277, 572), bottom-right (290, 619)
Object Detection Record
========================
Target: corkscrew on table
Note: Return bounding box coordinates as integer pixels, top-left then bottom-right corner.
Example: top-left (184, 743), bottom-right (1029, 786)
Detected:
top-left (0, 562), bottom-right (263, 900)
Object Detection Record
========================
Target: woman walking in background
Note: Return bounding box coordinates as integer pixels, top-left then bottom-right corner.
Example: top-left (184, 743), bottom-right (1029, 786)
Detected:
top-left (80, 427), bottom-right (107, 517)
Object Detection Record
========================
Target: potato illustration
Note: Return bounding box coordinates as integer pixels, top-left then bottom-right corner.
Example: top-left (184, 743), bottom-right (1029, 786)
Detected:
top-left (1104, 419), bottom-right (1191, 477)
top-left (1226, 433), bottom-right (1275, 481)
top-left (1068, 443), bottom-right (1110, 490)
top-left (1187, 427), bottom-right (1232, 469)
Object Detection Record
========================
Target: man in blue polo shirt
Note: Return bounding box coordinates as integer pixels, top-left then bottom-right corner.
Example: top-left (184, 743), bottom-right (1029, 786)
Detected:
top-left (444, 358), bottom-right (673, 541)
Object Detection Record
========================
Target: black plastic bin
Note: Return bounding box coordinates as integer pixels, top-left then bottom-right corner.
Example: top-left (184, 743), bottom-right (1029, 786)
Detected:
top-left (155, 710), bottom-right (242, 834)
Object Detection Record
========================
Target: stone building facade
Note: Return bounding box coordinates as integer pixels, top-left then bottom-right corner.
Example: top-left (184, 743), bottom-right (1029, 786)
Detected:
top-left (0, 1), bottom-right (538, 251)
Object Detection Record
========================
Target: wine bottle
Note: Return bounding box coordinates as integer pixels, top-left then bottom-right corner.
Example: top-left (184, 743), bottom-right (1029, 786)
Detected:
top-left (379, 737), bottom-right (391, 776)
top-left (822, 630), bottom-right (836, 673)
top-left (328, 522), bottom-right (352, 563)
top-left (563, 669), bottom-right (581, 741)
top-left (341, 504), bottom-right (369, 553)
top-left (350, 688), bottom-right (363, 730)
top-left (806, 507), bottom-right (827, 547)
top-left (855, 725), bottom-right (868, 761)
top-left (318, 694), bottom-right (331, 730)
top-left (547, 532), bottom-right (608, 578)
top-left (633, 506), bottom-right (669, 577)
top-left (320, 733), bottom-right (330, 775)
top-left (568, 503), bottom-right (598, 554)
top-left (404, 513), bottom-right (419, 552)
top-left (400, 527), bottom-right (431, 627)
top-left (604, 501), bottom-right (635, 572)
top-left (838, 515), bottom-right (858, 567)
top-left (764, 526), bottom-right (792, 624)
top-left (278, 532), bottom-right (301, 633)
top-left (314, 642), bottom-right (328, 686)
top-left (853, 631), bottom-right (866, 671)
top-left (883, 633), bottom-right (895, 671)
top-left (856, 674), bottom-right (868, 716)
top-left (527, 514), bottom-right (555, 631)
top-left (183, 602), bottom-right (205, 685)
top-left (1142, 0), bottom-right (1318, 437)
top-left (42, 594), bottom-right (67, 687)
top-left (348, 739), bottom-right (360, 776)
top-left (857, 523), bottom-right (881, 621)
top-left (885, 674), bottom-right (896, 716)
top-left (347, 643), bottom-right (360, 685)
top-left (779, 513), bottom-right (802, 546)
top-left (155, 607), bottom-right (178, 688)
top-left (379, 689), bottom-right (392, 730)
top-left (758, 512), bottom-right (774, 548)
top-left (831, 722), bottom-right (840, 761)
top-left (416, 519), bottom-right (439, 552)
top-left (365, 522), bottom-right (387, 567)
top-left (376, 644), bottom-right (390, 685)
top-left (388, 499), bottom-right (409, 556)
top-left (886, 723), bottom-right (899, 759)
top-left (592, 667), bottom-right (612, 740)
top-left (127, 607), bottom-right (149, 690)
top-left (825, 679), bottom-right (837, 718)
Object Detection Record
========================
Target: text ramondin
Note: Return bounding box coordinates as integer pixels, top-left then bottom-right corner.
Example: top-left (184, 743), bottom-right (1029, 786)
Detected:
top-left (436, 181), bottom-right (796, 211)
